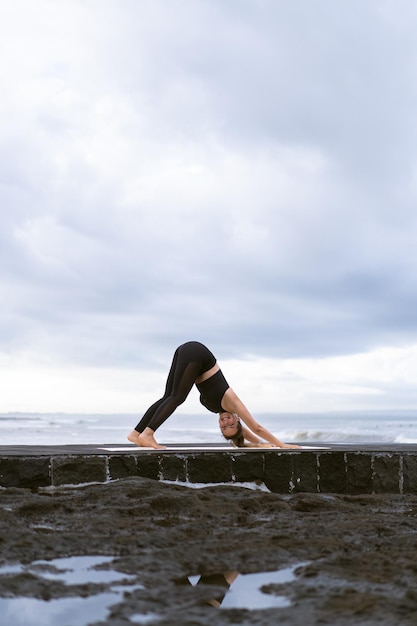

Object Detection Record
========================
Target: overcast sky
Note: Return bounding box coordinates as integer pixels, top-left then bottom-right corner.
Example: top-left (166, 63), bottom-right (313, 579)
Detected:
top-left (1, 0), bottom-right (417, 414)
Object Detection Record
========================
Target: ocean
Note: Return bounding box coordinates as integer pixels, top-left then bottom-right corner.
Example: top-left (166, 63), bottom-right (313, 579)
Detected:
top-left (1, 410), bottom-right (417, 446)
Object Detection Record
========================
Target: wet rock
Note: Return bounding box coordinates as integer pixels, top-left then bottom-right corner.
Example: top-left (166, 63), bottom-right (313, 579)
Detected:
top-left (0, 478), bottom-right (416, 625)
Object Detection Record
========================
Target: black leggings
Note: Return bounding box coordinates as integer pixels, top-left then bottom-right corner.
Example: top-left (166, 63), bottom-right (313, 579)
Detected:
top-left (134, 342), bottom-right (216, 433)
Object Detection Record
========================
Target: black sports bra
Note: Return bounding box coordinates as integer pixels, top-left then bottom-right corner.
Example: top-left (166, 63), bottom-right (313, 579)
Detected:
top-left (196, 369), bottom-right (230, 413)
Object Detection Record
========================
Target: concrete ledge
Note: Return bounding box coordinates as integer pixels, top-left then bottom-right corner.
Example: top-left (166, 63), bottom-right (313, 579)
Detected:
top-left (1, 443), bottom-right (417, 494)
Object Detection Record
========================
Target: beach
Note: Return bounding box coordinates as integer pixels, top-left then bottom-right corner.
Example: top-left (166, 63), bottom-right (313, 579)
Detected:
top-left (1, 477), bottom-right (417, 625)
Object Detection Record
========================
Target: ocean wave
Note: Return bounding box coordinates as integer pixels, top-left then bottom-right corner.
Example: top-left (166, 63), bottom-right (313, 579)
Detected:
top-left (394, 434), bottom-right (417, 444)
top-left (278, 430), bottom-right (395, 443)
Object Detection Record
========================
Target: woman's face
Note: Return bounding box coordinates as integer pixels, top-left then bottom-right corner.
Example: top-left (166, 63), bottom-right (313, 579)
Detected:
top-left (218, 411), bottom-right (239, 437)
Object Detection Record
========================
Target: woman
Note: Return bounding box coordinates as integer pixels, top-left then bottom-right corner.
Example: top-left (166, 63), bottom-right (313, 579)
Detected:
top-left (127, 341), bottom-right (299, 449)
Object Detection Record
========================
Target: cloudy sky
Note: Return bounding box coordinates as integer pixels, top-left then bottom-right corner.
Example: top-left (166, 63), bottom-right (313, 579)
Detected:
top-left (1, 0), bottom-right (417, 415)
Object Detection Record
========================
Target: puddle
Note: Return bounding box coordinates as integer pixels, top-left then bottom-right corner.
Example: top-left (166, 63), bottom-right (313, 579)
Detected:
top-left (180, 562), bottom-right (307, 609)
top-left (0, 592), bottom-right (122, 626)
top-left (0, 555), bottom-right (143, 626)
top-left (129, 612), bottom-right (161, 624)
top-left (161, 479), bottom-right (270, 491)
top-left (0, 556), bottom-right (307, 622)
top-left (220, 565), bottom-right (298, 609)
top-left (0, 555), bottom-right (137, 586)
top-left (28, 555), bottom-right (134, 585)
top-left (31, 523), bottom-right (58, 533)
top-left (0, 564), bottom-right (23, 576)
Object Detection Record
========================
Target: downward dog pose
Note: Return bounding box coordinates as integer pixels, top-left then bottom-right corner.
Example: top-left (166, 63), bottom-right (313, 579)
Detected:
top-left (127, 341), bottom-right (299, 449)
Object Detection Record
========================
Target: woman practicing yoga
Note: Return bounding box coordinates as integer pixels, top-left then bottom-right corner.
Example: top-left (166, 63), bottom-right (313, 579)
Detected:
top-left (127, 341), bottom-right (299, 449)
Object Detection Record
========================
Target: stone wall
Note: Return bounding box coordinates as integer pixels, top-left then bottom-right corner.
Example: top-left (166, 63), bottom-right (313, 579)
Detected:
top-left (2, 448), bottom-right (417, 494)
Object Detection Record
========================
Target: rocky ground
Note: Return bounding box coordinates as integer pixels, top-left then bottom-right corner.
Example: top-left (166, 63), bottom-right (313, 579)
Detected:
top-left (1, 477), bottom-right (417, 625)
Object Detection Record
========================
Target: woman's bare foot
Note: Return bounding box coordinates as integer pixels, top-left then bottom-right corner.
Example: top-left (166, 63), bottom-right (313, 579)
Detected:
top-left (137, 431), bottom-right (166, 450)
top-left (127, 430), bottom-right (141, 445)
top-left (128, 427), bottom-right (166, 449)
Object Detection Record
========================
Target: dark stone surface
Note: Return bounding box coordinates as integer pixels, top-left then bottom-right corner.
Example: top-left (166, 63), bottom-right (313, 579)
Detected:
top-left (136, 454), bottom-right (161, 480)
top-left (263, 451), bottom-right (293, 492)
top-left (373, 454), bottom-right (400, 494)
top-left (51, 455), bottom-right (107, 486)
top-left (231, 451), bottom-right (264, 482)
top-left (292, 452), bottom-right (319, 493)
top-left (346, 452), bottom-right (373, 494)
top-left (160, 454), bottom-right (188, 482)
top-left (319, 452), bottom-right (347, 494)
top-left (108, 454), bottom-right (138, 480)
top-left (2, 444), bottom-right (417, 494)
top-left (2, 478), bottom-right (417, 625)
top-left (187, 453), bottom-right (231, 483)
top-left (402, 454), bottom-right (417, 494)
top-left (0, 457), bottom-right (51, 489)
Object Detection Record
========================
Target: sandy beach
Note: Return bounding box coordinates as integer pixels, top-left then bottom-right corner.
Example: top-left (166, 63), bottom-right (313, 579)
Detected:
top-left (1, 477), bottom-right (417, 625)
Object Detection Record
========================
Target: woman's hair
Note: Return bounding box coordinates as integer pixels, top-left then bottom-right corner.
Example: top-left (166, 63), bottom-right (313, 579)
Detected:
top-left (222, 420), bottom-right (245, 447)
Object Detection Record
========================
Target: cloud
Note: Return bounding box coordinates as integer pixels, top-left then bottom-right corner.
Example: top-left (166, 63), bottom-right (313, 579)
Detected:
top-left (1, 0), bottom-right (417, 411)
top-left (2, 342), bottom-right (417, 414)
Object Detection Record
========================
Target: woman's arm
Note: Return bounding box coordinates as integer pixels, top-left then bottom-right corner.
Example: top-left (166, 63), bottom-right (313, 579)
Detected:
top-left (241, 425), bottom-right (261, 444)
top-left (240, 426), bottom-right (276, 448)
top-left (222, 388), bottom-right (300, 449)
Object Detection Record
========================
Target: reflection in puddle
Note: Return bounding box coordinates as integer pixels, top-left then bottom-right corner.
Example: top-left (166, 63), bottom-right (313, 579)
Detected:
top-left (0, 593), bottom-right (124, 626)
top-left (28, 555), bottom-right (134, 585)
top-left (0, 556), bottom-right (308, 622)
top-left (178, 562), bottom-right (307, 609)
top-left (0, 564), bottom-right (22, 576)
top-left (0, 555), bottom-right (142, 626)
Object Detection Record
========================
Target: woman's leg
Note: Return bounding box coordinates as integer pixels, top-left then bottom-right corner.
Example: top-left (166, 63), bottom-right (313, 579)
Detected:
top-left (127, 347), bottom-right (180, 446)
top-left (128, 343), bottom-right (203, 447)
top-left (146, 363), bottom-right (200, 431)
top-left (133, 346), bottom-right (181, 433)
